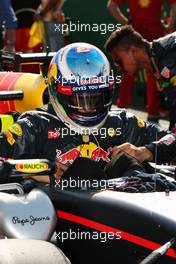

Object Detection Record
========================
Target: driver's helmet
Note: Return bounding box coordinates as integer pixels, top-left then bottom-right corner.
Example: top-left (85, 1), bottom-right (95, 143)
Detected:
top-left (47, 42), bottom-right (114, 132)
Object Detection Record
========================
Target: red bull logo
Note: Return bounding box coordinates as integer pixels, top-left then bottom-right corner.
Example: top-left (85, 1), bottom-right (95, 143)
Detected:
top-left (56, 142), bottom-right (111, 164)
top-left (91, 147), bottom-right (111, 162)
top-left (56, 149), bottom-right (81, 164)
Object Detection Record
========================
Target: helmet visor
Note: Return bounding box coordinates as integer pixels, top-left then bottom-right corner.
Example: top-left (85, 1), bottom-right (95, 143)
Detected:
top-left (58, 89), bottom-right (112, 112)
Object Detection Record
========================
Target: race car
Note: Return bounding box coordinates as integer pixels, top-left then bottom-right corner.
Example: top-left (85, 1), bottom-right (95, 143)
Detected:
top-left (0, 158), bottom-right (176, 264)
top-left (0, 50), bottom-right (175, 264)
top-left (0, 50), bottom-right (54, 131)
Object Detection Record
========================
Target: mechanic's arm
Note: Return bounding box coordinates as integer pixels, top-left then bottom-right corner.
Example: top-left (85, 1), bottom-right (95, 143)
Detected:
top-left (27, 162), bottom-right (68, 183)
top-left (111, 112), bottom-right (173, 163)
top-left (55, 161), bottom-right (68, 182)
top-left (107, 0), bottom-right (128, 25)
top-left (145, 133), bottom-right (176, 163)
top-left (111, 133), bottom-right (176, 164)
top-left (23, 175), bottom-right (50, 183)
top-left (111, 143), bottom-right (153, 163)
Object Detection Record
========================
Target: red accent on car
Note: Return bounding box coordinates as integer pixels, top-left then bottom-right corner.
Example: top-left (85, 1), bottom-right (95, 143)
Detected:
top-left (56, 210), bottom-right (176, 259)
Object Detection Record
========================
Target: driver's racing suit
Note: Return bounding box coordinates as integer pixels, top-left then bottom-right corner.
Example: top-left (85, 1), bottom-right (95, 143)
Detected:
top-left (0, 105), bottom-right (172, 166)
top-left (152, 32), bottom-right (176, 131)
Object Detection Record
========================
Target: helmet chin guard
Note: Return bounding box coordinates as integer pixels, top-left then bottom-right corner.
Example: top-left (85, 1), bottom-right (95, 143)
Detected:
top-left (48, 86), bottom-right (109, 134)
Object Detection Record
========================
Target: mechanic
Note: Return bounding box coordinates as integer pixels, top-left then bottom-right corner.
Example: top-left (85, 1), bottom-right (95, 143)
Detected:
top-left (104, 25), bottom-right (176, 132)
top-left (0, 42), bottom-right (175, 187)
top-left (107, 0), bottom-right (176, 123)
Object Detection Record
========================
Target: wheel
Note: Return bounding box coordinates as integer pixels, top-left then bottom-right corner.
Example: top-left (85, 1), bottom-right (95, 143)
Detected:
top-left (0, 239), bottom-right (71, 264)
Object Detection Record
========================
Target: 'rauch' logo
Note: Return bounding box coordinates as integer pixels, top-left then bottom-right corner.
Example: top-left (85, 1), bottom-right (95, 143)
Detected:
top-left (15, 163), bottom-right (49, 173)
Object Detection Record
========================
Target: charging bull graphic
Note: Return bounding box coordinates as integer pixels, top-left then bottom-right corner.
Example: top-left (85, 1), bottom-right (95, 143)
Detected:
top-left (56, 142), bottom-right (111, 165)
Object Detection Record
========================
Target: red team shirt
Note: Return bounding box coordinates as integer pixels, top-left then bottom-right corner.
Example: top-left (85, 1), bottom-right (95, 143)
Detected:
top-left (113, 0), bottom-right (175, 40)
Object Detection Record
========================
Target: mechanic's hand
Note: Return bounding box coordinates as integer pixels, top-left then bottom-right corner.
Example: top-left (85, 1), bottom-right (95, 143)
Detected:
top-left (111, 143), bottom-right (153, 163)
top-left (22, 162), bottom-right (69, 183)
top-left (55, 161), bottom-right (69, 182)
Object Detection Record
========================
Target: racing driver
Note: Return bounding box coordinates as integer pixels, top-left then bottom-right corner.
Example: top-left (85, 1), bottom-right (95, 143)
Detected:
top-left (0, 42), bottom-right (175, 184)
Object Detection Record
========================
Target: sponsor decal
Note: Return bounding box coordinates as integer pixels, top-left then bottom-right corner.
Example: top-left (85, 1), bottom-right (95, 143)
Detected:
top-left (48, 130), bottom-right (60, 139)
top-left (56, 142), bottom-right (111, 164)
top-left (138, 0), bottom-right (150, 8)
top-left (15, 162), bottom-right (49, 173)
top-left (9, 123), bottom-right (22, 137)
top-left (159, 134), bottom-right (175, 145)
top-left (137, 118), bottom-right (145, 128)
top-left (57, 84), bottom-right (72, 95)
top-left (75, 47), bottom-right (91, 53)
top-left (24, 119), bottom-right (33, 127)
top-left (170, 76), bottom-right (176, 86)
top-left (5, 131), bottom-right (15, 145)
top-left (82, 134), bottom-right (89, 143)
top-left (12, 215), bottom-right (50, 226)
top-left (108, 128), bottom-right (116, 137)
top-left (161, 66), bottom-right (170, 79)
